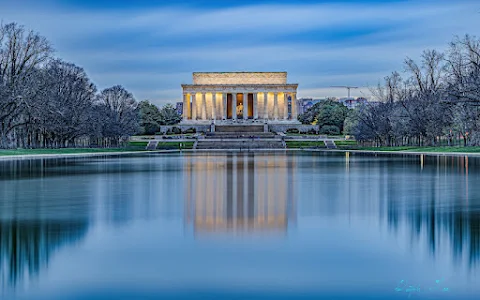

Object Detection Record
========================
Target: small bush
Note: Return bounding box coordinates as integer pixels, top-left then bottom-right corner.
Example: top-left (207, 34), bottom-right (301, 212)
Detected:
top-left (172, 127), bottom-right (182, 134)
top-left (308, 128), bottom-right (318, 135)
top-left (183, 128), bottom-right (196, 134)
top-left (320, 125), bottom-right (340, 135)
top-left (286, 128), bottom-right (300, 134)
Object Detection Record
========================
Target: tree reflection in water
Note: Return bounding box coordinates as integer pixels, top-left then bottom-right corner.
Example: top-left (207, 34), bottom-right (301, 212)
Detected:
top-left (381, 154), bottom-right (480, 268)
top-left (0, 220), bottom-right (89, 289)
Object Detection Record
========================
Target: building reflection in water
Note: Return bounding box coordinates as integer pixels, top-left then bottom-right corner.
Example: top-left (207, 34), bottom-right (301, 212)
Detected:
top-left (184, 153), bottom-right (296, 234)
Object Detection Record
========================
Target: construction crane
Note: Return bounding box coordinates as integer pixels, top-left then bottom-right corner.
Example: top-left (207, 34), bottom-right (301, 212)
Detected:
top-left (331, 86), bottom-right (358, 98)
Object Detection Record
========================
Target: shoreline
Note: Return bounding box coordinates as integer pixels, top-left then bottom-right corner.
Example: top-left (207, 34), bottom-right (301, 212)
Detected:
top-left (1, 147), bottom-right (480, 161)
top-left (0, 150), bottom-right (180, 161)
top-left (306, 148), bottom-right (480, 157)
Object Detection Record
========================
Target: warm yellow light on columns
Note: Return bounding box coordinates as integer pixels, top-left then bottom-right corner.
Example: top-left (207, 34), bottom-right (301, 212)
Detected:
top-left (212, 92), bottom-right (217, 121)
top-left (232, 93), bottom-right (237, 120)
top-left (222, 93), bottom-right (227, 120)
top-left (192, 93), bottom-right (197, 120)
top-left (201, 92), bottom-right (207, 120)
top-left (291, 92), bottom-right (297, 120)
top-left (253, 93), bottom-right (258, 119)
top-left (182, 93), bottom-right (188, 121)
top-left (263, 92), bottom-right (268, 120)
top-left (243, 92), bottom-right (248, 120)
top-left (273, 92), bottom-right (278, 120)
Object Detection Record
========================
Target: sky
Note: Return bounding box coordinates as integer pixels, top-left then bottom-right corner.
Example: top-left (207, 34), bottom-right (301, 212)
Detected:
top-left (2, 0), bottom-right (480, 106)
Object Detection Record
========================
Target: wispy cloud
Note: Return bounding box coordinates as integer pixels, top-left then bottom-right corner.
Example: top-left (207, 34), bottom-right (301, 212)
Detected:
top-left (2, 0), bottom-right (480, 105)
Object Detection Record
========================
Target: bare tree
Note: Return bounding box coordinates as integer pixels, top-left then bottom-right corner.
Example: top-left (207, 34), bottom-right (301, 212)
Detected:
top-left (39, 60), bottom-right (97, 147)
top-left (96, 85), bottom-right (139, 146)
top-left (0, 22), bottom-right (53, 148)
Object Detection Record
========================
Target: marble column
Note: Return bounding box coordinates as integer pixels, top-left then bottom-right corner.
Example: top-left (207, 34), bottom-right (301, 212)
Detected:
top-left (192, 93), bottom-right (197, 120)
top-left (201, 92), bottom-right (207, 120)
top-left (232, 93), bottom-right (237, 120)
top-left (253, 93), bottom-right (258, 119)
top-left (182, 93), bottom-right (188, 121)
top-left (243, 92), bottom-right (248, 120)
top-left (283, 93), bottom-right (289, 120)
top-left (291, 92), bottom-right (297, 120)
top-left (222, 93), bottom-right (227, 120)
top-left (273, 92), bottom-right (278, 120)
top-left (263, 92), bottom-right (268, 120)
top-left (212, 93), bottom-right (217, 121)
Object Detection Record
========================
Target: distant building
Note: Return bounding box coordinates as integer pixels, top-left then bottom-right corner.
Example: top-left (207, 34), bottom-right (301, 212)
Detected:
top-left (339, 97), bottom-right (368, 109)
top-left (298, 98), bottom-right (329, 114)
top-left (176, 102), bottom-right (183, 116)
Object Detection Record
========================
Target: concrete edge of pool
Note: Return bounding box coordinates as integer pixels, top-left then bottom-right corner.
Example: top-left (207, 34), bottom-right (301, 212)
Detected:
top-left (1, 148), bottom-right (480, 161)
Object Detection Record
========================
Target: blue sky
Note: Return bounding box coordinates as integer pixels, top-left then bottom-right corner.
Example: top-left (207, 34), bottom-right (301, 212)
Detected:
top-left (2, 0), bottom-right (480, 106)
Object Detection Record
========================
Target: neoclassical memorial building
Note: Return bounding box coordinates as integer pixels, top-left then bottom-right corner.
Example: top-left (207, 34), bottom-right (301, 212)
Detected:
top-left (181, 72), bottom-right (299, 123)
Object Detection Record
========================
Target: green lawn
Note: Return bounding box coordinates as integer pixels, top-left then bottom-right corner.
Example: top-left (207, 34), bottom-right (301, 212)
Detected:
top-left (350, 146), bottom-right (480, 153)
top-left (286, 141), bottom-right (327, 149)
top-left (128, 141), bottom-right (149, 147)
top-left (156, 142), bottom-right (194, 150)
top-left (335, 140), bottom-right (357, 146)
top-left (285, 133), bottom-right (318, 136)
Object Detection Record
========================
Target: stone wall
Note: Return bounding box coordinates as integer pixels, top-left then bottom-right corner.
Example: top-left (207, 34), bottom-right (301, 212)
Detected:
top-left (268, 124), bottom-right (319, 134)
top-left (158, 125), bottom-right (210, 134)
top-left (159, 124), bottom-right (319, 134)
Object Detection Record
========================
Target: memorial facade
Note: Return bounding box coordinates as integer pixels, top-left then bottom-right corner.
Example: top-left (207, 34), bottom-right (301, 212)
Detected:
top-left (181, 72), bottom-right (299, 123)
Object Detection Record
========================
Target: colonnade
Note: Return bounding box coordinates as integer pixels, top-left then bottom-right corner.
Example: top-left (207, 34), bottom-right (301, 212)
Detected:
top-left (182, 91), bottom-right (297, 121)
top-left (184, 153), bottom-right (296, 232)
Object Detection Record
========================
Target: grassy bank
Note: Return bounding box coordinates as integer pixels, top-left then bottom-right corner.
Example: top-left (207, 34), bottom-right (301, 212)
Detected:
top-left (346, 146), bottom-right (480, 153)
top-left (0, 141), bottom-right (196, 156)
top-left (156, 142), bottom-right (195, 150)
top-left (286, 140), bottom-right (357, 149)
top-left (287, 139), bottom-right (480, 153)
top-left (286, 141), bottom-right (326, 149)
top-left (128, 141), bottom-right (194, 149)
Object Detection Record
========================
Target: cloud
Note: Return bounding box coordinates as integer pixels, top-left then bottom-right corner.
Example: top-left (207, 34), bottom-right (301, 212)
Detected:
top-left (1, 0), bottom-right (480, 106)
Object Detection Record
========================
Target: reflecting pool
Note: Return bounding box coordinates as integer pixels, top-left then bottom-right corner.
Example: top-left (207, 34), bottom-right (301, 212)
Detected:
top-left (1, 152), bottom-right (479, 299)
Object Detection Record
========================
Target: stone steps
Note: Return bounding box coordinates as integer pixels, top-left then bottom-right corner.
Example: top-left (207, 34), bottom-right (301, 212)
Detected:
top-left (205, 132), bottom-right (276, 139)
top-left (215, 125), bottom-right (264, 133)
top-left (145, 140), bottom-right (159, 150)
top-left (195, 140), bottom-right (285, 150)
top-left (324, 140), bottom-right (337, 149)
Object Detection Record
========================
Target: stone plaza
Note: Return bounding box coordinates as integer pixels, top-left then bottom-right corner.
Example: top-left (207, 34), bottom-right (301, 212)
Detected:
top-left (181, 72), bottom-right (299, 123)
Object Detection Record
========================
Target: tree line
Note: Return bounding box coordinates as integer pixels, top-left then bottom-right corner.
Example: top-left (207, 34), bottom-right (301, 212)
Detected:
top-left (348, 35), bottom-right (480, 147)
top-left (298, 35), bottom-right (480, 147)
top-left (0, 22), bottom-right (180, 149)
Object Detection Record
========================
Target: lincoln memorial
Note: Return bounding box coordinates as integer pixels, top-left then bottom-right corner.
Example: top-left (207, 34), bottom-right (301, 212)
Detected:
top-left (181, 72), bottom-right (299, 123)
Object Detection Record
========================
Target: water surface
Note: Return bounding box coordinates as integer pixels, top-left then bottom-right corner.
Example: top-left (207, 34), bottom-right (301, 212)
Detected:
top-left (1, 152), bottom-right (479, 299)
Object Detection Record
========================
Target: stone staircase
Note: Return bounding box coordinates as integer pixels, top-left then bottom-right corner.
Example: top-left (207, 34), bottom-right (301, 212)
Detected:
top-left (195, 139), bottom-right (284, 150)
top-left (145, 140), bottom-right (159, 150)
top-left (215, 125), bottom-right (264, 133)
top-left (324, 140), bottom-right (337, 149)
top-left (195, 130), bottom-right (284, 150)
top-left (204, 132), bottom-right (276, 139)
